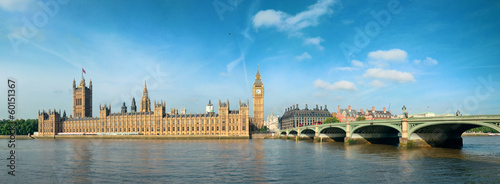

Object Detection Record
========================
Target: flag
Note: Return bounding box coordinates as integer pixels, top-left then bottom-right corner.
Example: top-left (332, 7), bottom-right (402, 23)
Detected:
top-left (82, 68), bottom-right (86, 74)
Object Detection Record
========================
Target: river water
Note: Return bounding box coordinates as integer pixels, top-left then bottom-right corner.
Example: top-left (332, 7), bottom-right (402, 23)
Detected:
top-left (1, 136), bottom-right (499, 183)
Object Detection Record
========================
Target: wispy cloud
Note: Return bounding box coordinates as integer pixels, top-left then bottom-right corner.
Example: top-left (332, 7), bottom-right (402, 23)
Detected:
top-left (252, 0), bottom-right (337, 32)
top-left (333, 59), bottom-right (364, 71)
top-left (414, 57), bottom-right (438, 65)
top-left (363, 68), bottom-right (416, 83)
top-left (252, 0), bottom-right (336, 50)
top-left (296, 52), bottom-right (312, 61)
top-left (351, 59), bottom-right (364, 67)
top-left (334, 67), bottom-right (356, 71)
top-left (368, 49), bottom-right (408, 67)
top-left (314, 79), bottom-right (357, 91)
top-left (0, 0), bottom-right (31, 12)
top-left (304, 37), bottom-right (324, 50)
top-left (370, 80), bottom-right (385, 87)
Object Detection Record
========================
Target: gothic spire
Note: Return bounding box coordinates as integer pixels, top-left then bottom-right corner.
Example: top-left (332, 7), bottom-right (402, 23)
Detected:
top-left (131, 97), bottom-right (137, 113)
top-left (255, 64), bottom-right (261, 80)
top-left (253, 65), bottom-right (263, 86)
top-left (143, 80), bottom-right (148, 96)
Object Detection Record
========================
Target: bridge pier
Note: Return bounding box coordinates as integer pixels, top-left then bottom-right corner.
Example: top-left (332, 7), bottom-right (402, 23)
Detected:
top-left (345, 133), bottom-right (399, 145)
top-left (399, 118), bottom-right (466, 148)
top-left (314, 134), bottom-right (344, 142)
top-left (344, 122), bottom-right (351, 144)
top-left (400, 133), bottom-right (463, 149)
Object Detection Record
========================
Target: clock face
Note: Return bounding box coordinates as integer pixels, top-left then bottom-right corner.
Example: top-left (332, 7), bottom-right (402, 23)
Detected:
top-left (256, 89), bottom-right (261, 94)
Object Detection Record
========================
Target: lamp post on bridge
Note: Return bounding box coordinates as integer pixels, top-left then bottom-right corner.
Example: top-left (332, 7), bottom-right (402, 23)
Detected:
top-left (402, 105), bottom-right (408, 118)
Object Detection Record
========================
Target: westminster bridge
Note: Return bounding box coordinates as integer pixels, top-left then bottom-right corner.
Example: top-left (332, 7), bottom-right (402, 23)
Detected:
top-left (279, 115), bottom-right (500, 148)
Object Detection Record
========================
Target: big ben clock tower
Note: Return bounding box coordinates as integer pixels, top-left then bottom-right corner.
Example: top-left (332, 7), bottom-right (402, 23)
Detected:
top-left (252, 65), bottom-right (264, 130)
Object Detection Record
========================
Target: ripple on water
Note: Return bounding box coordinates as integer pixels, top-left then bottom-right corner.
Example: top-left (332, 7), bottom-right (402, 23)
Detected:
top-left (2, 137), bottom-right (500, 183)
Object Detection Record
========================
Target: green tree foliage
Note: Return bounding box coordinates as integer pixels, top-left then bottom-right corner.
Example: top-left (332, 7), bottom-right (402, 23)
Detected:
top-left (466, 126), bottom-right (499, 133)
top-left (259, 126), bottom-right (268, 133)
top-left (0, 119), bottom-right (38, 135)
top-left (356, 116), bottom-right (366, 121)
top-left (323, 117), bottom-right (340, 124)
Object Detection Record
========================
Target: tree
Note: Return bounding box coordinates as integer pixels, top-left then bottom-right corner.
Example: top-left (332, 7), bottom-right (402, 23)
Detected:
top-left (467, 127), bottom-right (499, 133)
top-left (356, 116), bottom-right (366, 121)
top-left (259, 126), bottom-right (268, 133)
top-left (0, 119), bottom-right (38, 135)
top-left (323, 117), bottom-right (340, 124)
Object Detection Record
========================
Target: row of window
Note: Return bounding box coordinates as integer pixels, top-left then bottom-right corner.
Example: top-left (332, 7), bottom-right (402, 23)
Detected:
top-left (62, 120), bottom-right (247, 128)
top-left (57, 125), bottom-right (246, 133)
top-left (65, 118), bottom-right (247, 127)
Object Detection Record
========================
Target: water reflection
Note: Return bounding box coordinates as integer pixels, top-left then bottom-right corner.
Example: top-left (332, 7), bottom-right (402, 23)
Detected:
top-left (4, 137), bottom-right (500, 183)
top-left (71, 140), bottom-right (93, 183)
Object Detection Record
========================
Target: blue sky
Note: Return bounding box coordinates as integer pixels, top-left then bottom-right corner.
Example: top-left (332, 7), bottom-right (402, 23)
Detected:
top-left (1, 0), bottom-right (500, 119)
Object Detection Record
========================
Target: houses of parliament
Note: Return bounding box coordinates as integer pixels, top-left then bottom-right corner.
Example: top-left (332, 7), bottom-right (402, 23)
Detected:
top-left (38, 68), bottom-right (264, 137)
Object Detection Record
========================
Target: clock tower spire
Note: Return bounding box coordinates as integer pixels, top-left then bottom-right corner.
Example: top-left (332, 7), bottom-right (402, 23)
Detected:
top-left (252, 65), bottom-right (264, 130)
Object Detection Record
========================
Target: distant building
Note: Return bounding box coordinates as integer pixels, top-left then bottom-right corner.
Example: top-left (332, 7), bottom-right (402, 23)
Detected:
top-left (38, 76), bottom-right (251, 137)
top-left (358, 107), bottom-right (393, 120)
top-left (280, 104), bottom-right (331, 129)
top-left (407, 112), bottom-right (454, 118)
top-left (337, 105), bottom-right (393, 122)
top-left (336, 105), bottom-right (357, 122)
top-left (264, 113), bottom-right (279, 133)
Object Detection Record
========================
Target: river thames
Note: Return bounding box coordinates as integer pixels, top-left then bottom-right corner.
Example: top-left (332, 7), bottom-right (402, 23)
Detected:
top-left (2, 136), bottom-right (499, 183)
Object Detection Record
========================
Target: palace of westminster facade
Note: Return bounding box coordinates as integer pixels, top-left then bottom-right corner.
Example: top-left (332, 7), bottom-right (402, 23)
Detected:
top-left (38, 69), bottom-right (265, 137)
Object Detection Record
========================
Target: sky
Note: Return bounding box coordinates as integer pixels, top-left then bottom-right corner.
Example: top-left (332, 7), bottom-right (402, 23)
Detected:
top-left (1, 0), bottom-right (500, 120)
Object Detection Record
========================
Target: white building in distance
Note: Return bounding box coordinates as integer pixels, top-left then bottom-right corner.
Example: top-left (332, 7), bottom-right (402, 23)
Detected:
top-left (264, 113), bottom-right (280, 133)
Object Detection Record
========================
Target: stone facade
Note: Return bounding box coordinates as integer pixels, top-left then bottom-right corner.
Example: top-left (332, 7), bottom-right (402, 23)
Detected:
top-left (252, 66), bottom-right (264, 129)
top-left (279, 104), bottom-right (331, 130)
top-left (358, 106), bottom-right (393, 120)
top-left (38, 77), bottom-right (250, 137)
top-left (336, 105), bottom-right (357, 122)
top-left (264, 113), bottom-right (279, 133)
top-left (336, 105), bottom-right (393, 122)
top-left (73, 77), bottom-right (92, 118)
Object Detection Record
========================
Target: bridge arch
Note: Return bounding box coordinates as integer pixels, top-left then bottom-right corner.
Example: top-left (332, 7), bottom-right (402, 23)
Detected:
top-left (300, 128), bottom-right (316, 139)
top-left (408, 121), bottom-right (500, 136)
top-left (300, 128), bottom-right (315, 134)
top-left (319, 127), bottom-right (346, 142)
top-left (351, 124), bottom-right (402, 135)
top-left (288, 130), bottom-right (298, 136)
top-left (407, 121), bottom-right (500, 148)
top-left (280, 131), bottom-right (287, 135)
top-left (319, 126), bottom-right (346, 133)
top-left (350, 124), bottom-right (401, 146)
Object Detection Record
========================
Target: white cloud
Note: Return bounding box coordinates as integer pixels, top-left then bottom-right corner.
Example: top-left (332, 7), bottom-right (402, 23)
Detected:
top-left (314, 79), bottom-right (357, 91)
top-left (296, 52), bottom-right (312, 61)
top-left (253, 0), bottom-right (337, 32)
top-left (334, 67), bottom-right (355, 71)
top-left (351, 59), bottom-right (364, 67)
top-left (304, 37), bottom-right (324, 50)
top-left (414, 57), bottom-right (438, 66)
top-left (252, 10), bottom-right (287, 29)
top-left (0, 0), bottom-right (31, 12)
top-left (370, 80), bottom-right (385, 87)
top-left (363, 68), bottom-right (416, 83)
top-left (423, 57), bottom-right (438, 65)
top-left (334, 60), bottom-right (364, 71)
top-left (368, 49), bottom-right (408, 63)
